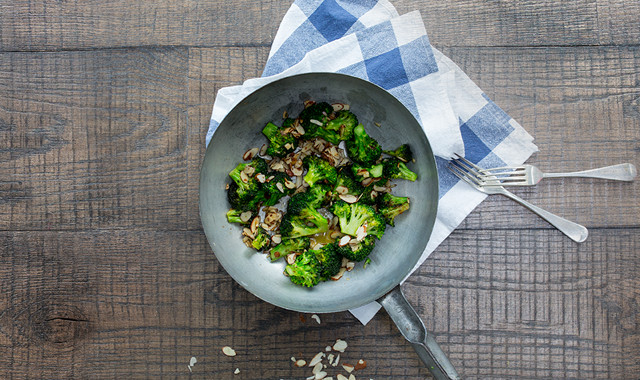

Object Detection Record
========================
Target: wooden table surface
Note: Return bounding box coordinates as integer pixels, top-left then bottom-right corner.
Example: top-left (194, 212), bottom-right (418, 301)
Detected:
top-left (1, 1), bottom-right (639, 379)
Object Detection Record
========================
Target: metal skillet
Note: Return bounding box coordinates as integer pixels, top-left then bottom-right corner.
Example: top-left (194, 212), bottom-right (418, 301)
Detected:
top-left (199, 73), bottom-right (460, 379)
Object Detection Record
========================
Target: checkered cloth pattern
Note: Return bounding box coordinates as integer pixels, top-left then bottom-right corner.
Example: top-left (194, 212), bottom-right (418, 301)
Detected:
top-left (207, 0), bottom-right (538, 324)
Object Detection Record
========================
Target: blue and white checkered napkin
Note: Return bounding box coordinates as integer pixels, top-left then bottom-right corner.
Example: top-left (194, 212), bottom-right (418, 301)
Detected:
top-left (208, 0), bottom-right (538, 324)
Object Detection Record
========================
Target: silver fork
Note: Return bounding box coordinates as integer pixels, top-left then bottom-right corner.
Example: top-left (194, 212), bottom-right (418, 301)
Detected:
top-left (448, 157), bottom-right (589, 243)
top-left (460, 156), bottom-right (637, 187)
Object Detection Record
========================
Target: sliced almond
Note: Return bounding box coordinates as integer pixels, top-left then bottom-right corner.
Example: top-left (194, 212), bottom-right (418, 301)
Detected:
top-left (276, 182), bottom-right (285, 193)
top-left (291, 166), bottom-right (304, 177)
top-left (345, 261), bottom-right (355, 271)
top-left (242, 227), bottom-right (254, 239)
top-left (250, 217), bottom-right (260, 234)
top-left (333, 339), bottom-right (348, 352)
top-left (355, 225), bottom-right (367, 241)
top-left (331, 103), bottom-right (349, 112)
top-left (271, 234), bottom-right (282, 244)
top-left (243, 165), bottom-right (255, 176)
top-left (286, 253), bottom-right (297, 265)
top-left (295, 359), bottom-right (307, 367)
top-left (348, 375), bottom-right (355, 380)
top-left (373, 185), bottom-right (387, 192)
top-left (243, 147), bottom-right (259, 161)
top-left (222, 346), bottom-right (236, 356)
top-left (330, 230), bottom-right (342, 239)
top-left (356, 169), bottom-right (369, 178)
top-left (260, 143), bottom-right (268, 156)
top-left (338, 194), bottom-right (358, 204)
top-left (256, 173), bottom-right (266, 183)
top-left (239, 211), bottom-right (253, 223)
top-left (312, 362), bottom-right (323, 374)
top-left (310, 119), bottom-right (323, 126)
top-left (309, 352), bottom-right (324, 367)
top-left (361, 177), bottom-right (374, 187)
top-left (315, 371), bottom-right (327, 379)
top-left (342, 364), bottom-right (354, 373)
top-left (335, 185), bottom-right (348, 195)
top-left (354, 359), bottom-right (366, 371)
top-left (284, 179), bottom-right (296, 189)
top-left (311, 314), bottom-right (321, 324)
top-left (336, 374), bottom-right (348, 380)
top-left (338, 235), bottom-right (351, 247)
top-left (240, 171), bottom-right (249, 184)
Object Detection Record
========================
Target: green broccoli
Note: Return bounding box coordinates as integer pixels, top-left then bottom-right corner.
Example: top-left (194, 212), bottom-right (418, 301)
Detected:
top-left (325, 110), bottom-right (358, 141)
top-left (226, 209), bottom-right (253, 225)
top-left (377, 193), bottom-right (410, 226)
top-left (280, 193), bottom-right (329, 238)
top-left (383, 144), bottom-right (414, 163)
top-left (262, 171), bottom-right (295, 206)
top-left (351, 162), bottom-right (384, 181)
top-left (251, 227), bottom-right (271, 251)
top-left (304, 183), bottom-right (332, 208)
top-left (329, 200), bottom-right (386, 239)
top-left (226, 181), bottom-right (265, 211)
top-left (269, 237), bottom-right (311, 261)
top-left (345, 124), bottom-right (382, 166)
top-left (262, 121), bottom-right (297, 157)
top-left (313, 242), bottom-right (343, 280)
top-left (383, 157), bottom-right (418, 182)
top-left (298, 102), bottom-right (342, 144)
top-left (336, 235), bottom-right (376, 262)
top-left (333, 168), bottom-right (364, 200)
top-left (284, 250), bottom-right (321, 287)
top-left (303, 155), bottom-right (338, 186)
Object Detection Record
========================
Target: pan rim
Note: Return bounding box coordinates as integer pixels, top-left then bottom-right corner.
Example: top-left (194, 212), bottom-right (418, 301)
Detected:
top-left (199, 72), bottom-right (439, 313)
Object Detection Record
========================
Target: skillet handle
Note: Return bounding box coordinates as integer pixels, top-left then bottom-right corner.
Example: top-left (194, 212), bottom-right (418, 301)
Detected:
top-left (378, 286), bottom-right (461, 380)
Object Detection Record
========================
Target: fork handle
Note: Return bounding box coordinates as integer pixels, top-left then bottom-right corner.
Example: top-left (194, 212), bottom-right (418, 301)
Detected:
top-left (543, 163), bottom-right (637, 181)
top-left (498, 188), bottom-right (588, 243)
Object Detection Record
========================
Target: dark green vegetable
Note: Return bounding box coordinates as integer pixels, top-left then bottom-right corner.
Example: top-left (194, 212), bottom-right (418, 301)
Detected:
top-left (325, 110), bottom-right (358, 141)
top-left (330, 200), bottom-right (386, 239)
top-left (345, 124), bottom-right (382, 166)
top-left (280, 193), bottom-right (329, 238)
top-left (226, 209), bottom-right (253, 225)
top-left (303, 155), bottom-right (338, 186)
top-left (383, 144), bottom-right (413, 162)
top-left (383, 157), bottom-right (418, 182)
top-left (262, 121), bottom-right (297, 157)
top-left (313, 242), bottom-right (343, 280)
top-left (262, 171), bottom-right (295, 206)
top-left (284, 250), bottom-right (322, 287)
top-left (269, 237), bottom-right (311, 261)
top-left (251, 227), bottom-right (271, 251)
top-left (377, 193), bottom-right (410, 226)
top-left (336, 235), bottom-right (376, 262)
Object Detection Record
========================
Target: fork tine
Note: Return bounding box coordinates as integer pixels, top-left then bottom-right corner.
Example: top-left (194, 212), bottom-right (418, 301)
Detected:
top-left (448, 162), bottom-right (484, 187)
top-left (454, 154), bottom-right (525, 177)
top-left (448, 164), bottom-right (480, 189)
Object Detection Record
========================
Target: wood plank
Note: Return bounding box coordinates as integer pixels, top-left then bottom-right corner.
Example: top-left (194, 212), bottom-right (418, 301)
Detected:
top-left (1, 1), bottom-right (639, 51)
top-left (0, 228), bottom-right (636, 378)
top-left (0, 48), bottom-right (191, 231)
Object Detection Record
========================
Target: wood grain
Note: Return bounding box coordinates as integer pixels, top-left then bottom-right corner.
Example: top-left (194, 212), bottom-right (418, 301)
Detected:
top-left (1, 0), bottom-right (639, 52)
top-left (1, 0), bottom-right (639, 378)
top-left (0, 229), bottom-right (636, 378)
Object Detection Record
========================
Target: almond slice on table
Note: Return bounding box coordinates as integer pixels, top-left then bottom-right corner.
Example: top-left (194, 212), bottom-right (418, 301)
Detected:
top-left (222, 346), bottom-right (236, 356)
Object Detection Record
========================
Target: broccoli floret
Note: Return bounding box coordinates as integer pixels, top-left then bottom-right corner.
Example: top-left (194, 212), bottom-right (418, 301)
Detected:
top-left (383, 144), bottom-right (414, 162)
top-left (313, 243), bottom-right (343, 280)
top-left (227, 181), bottom-right (265, 211)
top-left (303, 156), bottom-right (337, 187)
top-left (383, 157), bottom-right (418, 182)
top-left (351, 163), bottom-right (384, 181)
top-left (284, 250), bottom-right (321, 287)
top-left (304, 183), bottom-right (332, 208)
top-left (333, 168), bottom-right (364, 200)
top-left (280, 194), bottom-right (330, 238)
top-left (263, 172), bottom-right (295, 206)
top-left (298, 102), bottom-right (342, 144)
top-left (226, 209), bottom-right (253, 225)
top-left (269, 237), bottom-right (311, 261)
top-left (329, 200), bottom-right (386, 239)
top-left (262, 121), bottom-right (297, 157)
top-left (325, 110), bottom-right (358, 141)
top-left (336, 235), bottom-right (376, 262)
top-left (345, 124), bottom-right (382, 166)
top-left (377, 193), bottom-right (410, 226)
top-left (251, 227), bottom-right (271, 251)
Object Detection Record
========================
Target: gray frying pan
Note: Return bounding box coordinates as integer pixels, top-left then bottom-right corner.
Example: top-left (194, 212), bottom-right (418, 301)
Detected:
top-left (199, 73), bottom-right (460, 379)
